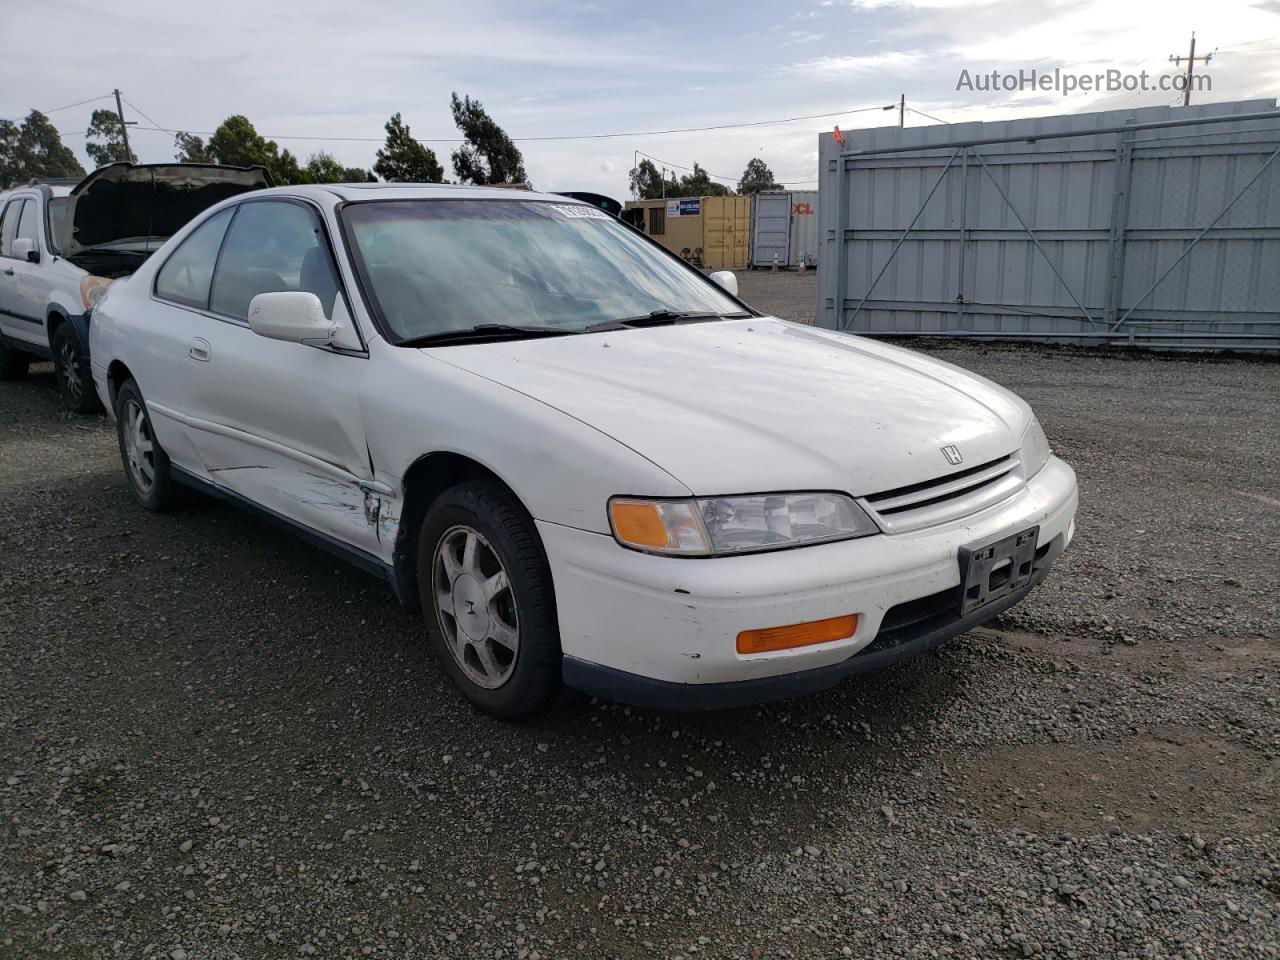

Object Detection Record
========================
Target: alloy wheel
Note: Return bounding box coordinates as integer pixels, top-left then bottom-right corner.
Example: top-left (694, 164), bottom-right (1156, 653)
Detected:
top-left (123, 399), bottom-right (156, 494)
top-left (58, 339), bottom-right (82, 400)
top-left (432, 524), bottom-right (520, 689)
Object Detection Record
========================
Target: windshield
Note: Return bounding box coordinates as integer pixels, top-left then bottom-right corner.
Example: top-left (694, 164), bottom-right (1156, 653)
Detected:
top-left (341, 199), bottom-right (746, 342)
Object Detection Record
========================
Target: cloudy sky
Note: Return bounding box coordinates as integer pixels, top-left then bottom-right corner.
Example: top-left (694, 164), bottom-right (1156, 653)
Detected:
top-left (2, 0), bottom-right (1278, 197)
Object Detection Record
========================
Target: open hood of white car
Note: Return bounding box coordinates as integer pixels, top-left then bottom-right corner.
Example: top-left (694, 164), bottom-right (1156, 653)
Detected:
top-left (60, 162), bottom-right (272, 268)
top-left (428, 318), bottom-right (1030, 497)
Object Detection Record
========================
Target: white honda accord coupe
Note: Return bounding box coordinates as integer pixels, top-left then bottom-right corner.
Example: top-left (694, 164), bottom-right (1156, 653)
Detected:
top-left (90, 184), bottom-right (1077, 718)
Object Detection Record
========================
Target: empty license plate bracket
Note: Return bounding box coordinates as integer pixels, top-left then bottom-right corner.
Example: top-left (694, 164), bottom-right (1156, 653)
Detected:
top-left (958, 525), bottom-right (1039, 616)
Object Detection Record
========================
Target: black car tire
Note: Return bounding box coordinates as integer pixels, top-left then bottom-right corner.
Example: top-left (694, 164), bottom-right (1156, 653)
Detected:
top-left (52, 324), bottom-right (102, 414)
top-left (114, 378), bottom-right (181, 512)
top-left (417, 481), bottom-right (561, 719)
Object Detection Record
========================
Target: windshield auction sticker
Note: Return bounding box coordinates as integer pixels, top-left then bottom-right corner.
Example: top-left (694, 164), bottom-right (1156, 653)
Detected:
top-left (547, 204), bottom-right (611, 220)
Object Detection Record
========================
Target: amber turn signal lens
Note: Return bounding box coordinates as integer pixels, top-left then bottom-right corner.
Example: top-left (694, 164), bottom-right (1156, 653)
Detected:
top-left (736, 614), bottom-right (859, 655)
top-left (609, 500), bottom-right (669, 548)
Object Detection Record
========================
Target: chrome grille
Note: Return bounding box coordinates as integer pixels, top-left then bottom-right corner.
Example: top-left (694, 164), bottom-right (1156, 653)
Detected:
top-left (861, 454), bottom-right (1023, 533)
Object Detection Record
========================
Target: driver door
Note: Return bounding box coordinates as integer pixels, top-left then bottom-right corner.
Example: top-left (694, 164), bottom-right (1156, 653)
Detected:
top-left (173, 198), bottom-right (382, 557)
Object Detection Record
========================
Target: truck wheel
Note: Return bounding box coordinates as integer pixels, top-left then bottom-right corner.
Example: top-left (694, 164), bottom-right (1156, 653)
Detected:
top-left (52, 324), bottom-right (102, 414)
top-left (114, 378), bottom-right (181, 512)
top-left (417, 481), bottom-right (561, 719)
top-left (0, 338), bottom-right (30, 381)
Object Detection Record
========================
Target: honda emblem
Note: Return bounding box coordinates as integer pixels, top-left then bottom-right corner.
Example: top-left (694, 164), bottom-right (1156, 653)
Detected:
top-left (941, 444), bottom-right (963, 465)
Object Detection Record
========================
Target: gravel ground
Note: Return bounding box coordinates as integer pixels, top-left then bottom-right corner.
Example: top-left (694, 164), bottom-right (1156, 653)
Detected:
top-left (1, 271), bottom-right (1278, 959)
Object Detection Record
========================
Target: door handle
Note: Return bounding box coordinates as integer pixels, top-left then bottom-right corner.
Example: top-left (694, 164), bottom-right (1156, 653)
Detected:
top-left (2, 268), bottom-right (13, 276)
top-left (188, 338), bottom-right (211, 362)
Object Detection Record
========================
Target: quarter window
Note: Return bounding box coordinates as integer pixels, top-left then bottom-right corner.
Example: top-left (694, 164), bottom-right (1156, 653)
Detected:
top-left (15, 199), bottom-right (38, 248)
top-left (209, 201), bottom-right (342, 322)
top-left (155, 208), bottom-right (234, 309)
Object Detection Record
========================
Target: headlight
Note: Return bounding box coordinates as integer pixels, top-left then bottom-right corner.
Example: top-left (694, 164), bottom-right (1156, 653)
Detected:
top-left (609, 493), bottom-right (878, 556)
top-left (1021, 416), bottom-right (1052, 478)
top-left (80, 275), bottom-right (113, 311)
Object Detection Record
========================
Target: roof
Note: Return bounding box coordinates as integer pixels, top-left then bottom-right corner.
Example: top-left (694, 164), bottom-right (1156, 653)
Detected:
top-left (320, 182), bottom-right (578, 204)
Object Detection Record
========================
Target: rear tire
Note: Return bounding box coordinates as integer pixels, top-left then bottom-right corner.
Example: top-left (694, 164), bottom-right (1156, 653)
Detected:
top-left (52, 324), bottom-right (102, 414)
top-left (114, 378), bottom-right (181, 512)
top-left (416, 481), bottom-right (561, 719)
top-left (0, 338), bottom-right (30, 381)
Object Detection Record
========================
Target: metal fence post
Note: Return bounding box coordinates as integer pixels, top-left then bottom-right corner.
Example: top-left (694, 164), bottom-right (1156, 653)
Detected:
top-left (830, 150), bottom-right (848, 329)
top-left (956, 147), bottom-right (969, 330)
top-left (1104, 120), bottom-right (1136, 327)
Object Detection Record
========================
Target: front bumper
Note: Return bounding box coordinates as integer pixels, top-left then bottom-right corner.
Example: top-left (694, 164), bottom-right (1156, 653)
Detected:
top-left (539, 455), bottom-right (1077, 710)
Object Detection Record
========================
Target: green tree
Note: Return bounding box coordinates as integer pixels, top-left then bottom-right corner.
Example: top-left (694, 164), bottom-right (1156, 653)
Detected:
top-left (449, 93), bottom-right (527, 185)
top-left (0, 120), bottom-right (21, 188)
top-left (207, 115), bottom-right (300, 184)
top-left (677, 163), bottom-right (730, 197)
top-left (626, 159), bottom-right (732, 199)
top-left (737, 157), bottom-right (778, 195)
top-left (628, 158), bottom-right (665, 200)
top-left (85, 108), bottom-right (136, 167)
top-left (0, 111), bottom-right (84, 186)
top-left (173, 131), bottom-right (212, 163)
top-left (301, 151), bottom-right (375, 184)
top-left (373, 113), bottom-right (442, 183)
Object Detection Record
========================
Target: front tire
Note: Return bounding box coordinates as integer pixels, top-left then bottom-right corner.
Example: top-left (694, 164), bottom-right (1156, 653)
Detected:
top-left (0, 338), bottom-right (30, 381)
top-left (114, 378), bottom-right (181, 512)
top-left (416, 481), bottom-right (561, 719)
top-left (52, 324), bottom-right (102, 414)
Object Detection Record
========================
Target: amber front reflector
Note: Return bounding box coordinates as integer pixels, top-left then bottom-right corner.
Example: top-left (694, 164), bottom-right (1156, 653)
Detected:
top-left (610, 501), bottom-right (669, 548)
top-left (736, 614), bottom-right (858, 655)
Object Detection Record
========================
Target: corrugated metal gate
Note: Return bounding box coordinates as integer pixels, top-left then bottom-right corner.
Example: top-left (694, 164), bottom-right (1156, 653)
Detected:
top-left (817, 100), bottom-right (1280, 350)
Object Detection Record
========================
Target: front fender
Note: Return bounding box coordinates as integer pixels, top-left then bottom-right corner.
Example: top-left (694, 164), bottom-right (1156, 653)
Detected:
top-left (48, 306), bottom-right (92, 358)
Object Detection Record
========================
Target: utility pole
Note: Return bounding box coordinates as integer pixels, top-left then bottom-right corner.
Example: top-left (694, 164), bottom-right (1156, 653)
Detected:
top-left (1169, 33), bottom-right (1212, 107)
top-left (883, 95), bottom-right (906, 128)
top-left (112, 88), bottom-right (133, 161)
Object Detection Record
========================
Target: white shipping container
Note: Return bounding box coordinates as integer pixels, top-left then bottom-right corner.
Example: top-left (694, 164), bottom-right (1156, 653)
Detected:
top-left (788, 190), bottom-right (819, 268)
top-left (750, 191), bottom-right (819, 268)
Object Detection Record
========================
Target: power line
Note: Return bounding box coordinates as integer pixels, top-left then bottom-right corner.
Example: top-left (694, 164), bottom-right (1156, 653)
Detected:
top-left (121, 96), bottom-right (168, 133)
top-left (907, 107), bottom-right (952, 125)
top-left (107, 102), bottom-right (891, 146)
top-left (2, 93), bottom-right (114, 124)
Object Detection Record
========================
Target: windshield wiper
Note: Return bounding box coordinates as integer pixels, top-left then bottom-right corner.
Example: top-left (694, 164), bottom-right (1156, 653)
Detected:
top-left (399, 324), bottom-right (580, 347)
top-left (584, 310), bottom-right (750, 333)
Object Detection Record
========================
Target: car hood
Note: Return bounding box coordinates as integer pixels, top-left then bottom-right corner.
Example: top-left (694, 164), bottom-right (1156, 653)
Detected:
top-left (61, 162), bottom-right (272, 261)
top-left (427, 318), bottom-right (1031, 496)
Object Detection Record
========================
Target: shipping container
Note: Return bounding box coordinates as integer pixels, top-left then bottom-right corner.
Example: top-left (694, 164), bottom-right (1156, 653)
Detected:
top-left (750, 191), bottom-right (819, 268)
top-left (623, 196), bottom-right (750, 270)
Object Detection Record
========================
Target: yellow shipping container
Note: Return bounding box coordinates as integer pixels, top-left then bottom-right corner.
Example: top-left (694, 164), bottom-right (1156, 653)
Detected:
top-left (623, 196), bottom-right (750, 270)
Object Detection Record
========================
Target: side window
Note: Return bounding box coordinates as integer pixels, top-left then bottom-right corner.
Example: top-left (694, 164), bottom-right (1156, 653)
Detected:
top-left (155, 208), bottom-right (234, 309)
top-left (209, 201), bottom-right (341, 322)
top-left (0, 199), bottom-right (24, 257)
top-left (15, 199), bottom-right (39, 248)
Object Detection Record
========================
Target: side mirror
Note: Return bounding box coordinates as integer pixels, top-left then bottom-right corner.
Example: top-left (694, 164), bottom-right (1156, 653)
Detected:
top-left (247, 291), bottom-right (336, 345)
top-left (710, 270), bottom-right (738, 297)
top-left (11, 238), bottom-right (38, 264)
